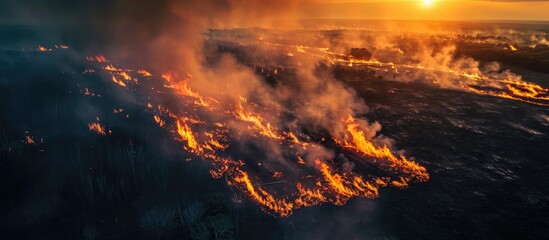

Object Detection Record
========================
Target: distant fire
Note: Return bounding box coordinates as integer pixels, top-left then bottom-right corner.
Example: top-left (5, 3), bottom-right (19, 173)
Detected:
top-left (264, 41), bottom-right (549, 107)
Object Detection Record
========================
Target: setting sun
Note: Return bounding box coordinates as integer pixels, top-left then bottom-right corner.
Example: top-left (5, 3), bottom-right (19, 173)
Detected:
top-left (422, 0), bottom-right (434, 7)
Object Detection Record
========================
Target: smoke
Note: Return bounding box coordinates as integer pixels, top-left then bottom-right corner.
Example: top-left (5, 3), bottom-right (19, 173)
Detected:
top-left (125, 0), bottom-right (384, 145)
top-left (87, 0), bottom-right (376, 138)
top-left (3, 0), bottom-right (431, 216)
top-left (237, 25), bottom-right (548, 106)
top-left (108, 0), bottom-right (425, 217)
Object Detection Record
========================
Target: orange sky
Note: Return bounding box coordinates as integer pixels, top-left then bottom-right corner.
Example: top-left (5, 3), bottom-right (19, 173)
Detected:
top-left (302, 1), bottom-right (549, 21)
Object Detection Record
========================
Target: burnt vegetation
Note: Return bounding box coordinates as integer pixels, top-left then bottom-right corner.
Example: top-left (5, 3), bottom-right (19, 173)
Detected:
top-left (0, 34), bottom-right (284, 239)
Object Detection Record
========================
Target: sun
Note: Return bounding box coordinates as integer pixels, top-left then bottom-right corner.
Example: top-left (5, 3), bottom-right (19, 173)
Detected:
top-left (422, 0), bottom-right (434, 7)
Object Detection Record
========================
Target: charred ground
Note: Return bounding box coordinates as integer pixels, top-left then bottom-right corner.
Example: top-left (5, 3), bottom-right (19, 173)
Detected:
top-left (1, 22), bottom-right (549, 239)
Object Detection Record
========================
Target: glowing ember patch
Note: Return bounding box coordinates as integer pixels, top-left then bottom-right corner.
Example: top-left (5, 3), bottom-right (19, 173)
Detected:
top-left (83, 69), bottom-right (96, 74)
top-left (273, 171), bottom-right (283, 178)
top-left (37, 45), bottom-right (50, 52)
top-left (161, 72), bottom-right (212, 107)
top-left (88, 123), bottom-right (108, 135)
top-left (104, 65), bottom-right (122, 71)
top-left (111, 76), bottom-right (127, 87)
top-left (25, 135), bottom-right (36, 145)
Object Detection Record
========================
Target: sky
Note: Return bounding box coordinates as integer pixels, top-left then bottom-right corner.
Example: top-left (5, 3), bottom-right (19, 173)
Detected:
top-left (1, 0), bottom-right (549, 25)
top-left (303, 0), bottom-right (549, 21)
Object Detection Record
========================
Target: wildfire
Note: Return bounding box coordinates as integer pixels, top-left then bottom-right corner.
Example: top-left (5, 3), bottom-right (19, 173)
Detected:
top-left (84, 48), bottom-right (430, 218)
top-left (266, 41), bottom-right (549, 107)
top-left (64, 25), bottom-right (549, 219)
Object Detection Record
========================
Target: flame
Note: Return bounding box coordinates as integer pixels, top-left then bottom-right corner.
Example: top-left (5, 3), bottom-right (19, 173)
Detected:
top-left (111, 76), bottom-right (127, 87)
top-left (161, 72), bottom-right (212, 107)
top-left (509, 44), bottom-right (518, 51)
top-left (176, 118), bottom-right (202, 154)
top-left (154, 115), bottom-right (166, 127)
top-left (119, 71), bottom-right (132, 81)
top-left (104, 65), bottom-right (122, 71)
top-left (336, 116), bottom-right (429, 183)
top-left (138, 69), bottom-right (152, 77)
top-left (227, 159), bottom-right (392, 217)
top-left (235, 103), bottom-right (284, 140)
top-left (316, 160), bottom-right (382, 202)
top-left (504, 80), bottom-right (549, 101)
